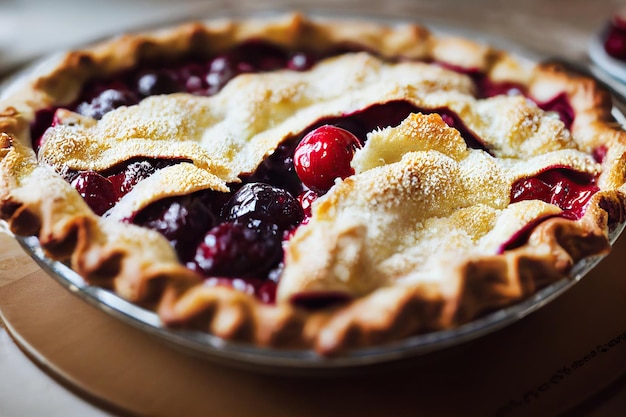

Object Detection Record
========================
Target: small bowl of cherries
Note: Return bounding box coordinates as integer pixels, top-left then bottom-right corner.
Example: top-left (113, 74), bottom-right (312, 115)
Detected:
top-left (603, 10), bottom-right (626, 61)
top-left (588, 8), bottom-right (626, 85)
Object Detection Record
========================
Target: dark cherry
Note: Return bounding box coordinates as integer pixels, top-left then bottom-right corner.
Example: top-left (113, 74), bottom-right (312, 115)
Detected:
top-left (294, 125), bottom-right (362, 193)
top-left (70, 171), bottom-right (118, 216)
top-left (203, 41), bottom-right (288, 95)
top-left (340, 100), bottom-right (420, 141)
top-left (593, 146), bottom-right (608, 163)
top-left (62, 159), bottom-right (177, 204)
top-left (31, 109), bottom-right (56, 151)
top-left (606, 31), bottom-right (626, 59)
top-left (510, 168), bottom-right (599, 220)
top-left (224, 182), bottom-right (303, 231)
top-left (192, 222), bottom-right (282, 278)
top-left (107, 160), bottom-right (158, 196)
top-left (134, 193), bottom-right (218, 261)
top-left (75, 88), bottom-right (138, 120)
top-left (266, 262), bottom-right (284, 283)
top-left (136, 71), bottom-right (181, 96)
top-left (170, 62), bottom-right (208, 94)
top-left (511, 177), bottom-right (553, 202)
top-left (205, 55), bottom-right (237, 94)
top-left (230, 41), bottom-right (289, 72)
top-left (478, 79), bottom-right (525, 98)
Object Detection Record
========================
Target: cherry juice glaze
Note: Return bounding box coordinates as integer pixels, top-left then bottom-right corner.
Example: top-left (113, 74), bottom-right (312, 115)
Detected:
top-left (510, 167), bottom-right (599, 220)
top-left (500, 167), bottom-right (600, 254)
top-left (29, 40), bottom-right (598, 306)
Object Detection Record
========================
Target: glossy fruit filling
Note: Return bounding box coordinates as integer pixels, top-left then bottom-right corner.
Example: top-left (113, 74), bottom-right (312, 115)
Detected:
top-left (510, 168), bottom-right (599, 220)
top-left (60, 158), bottom-right (184, 216)
top-left (31, 40), bottom-right (600, 305)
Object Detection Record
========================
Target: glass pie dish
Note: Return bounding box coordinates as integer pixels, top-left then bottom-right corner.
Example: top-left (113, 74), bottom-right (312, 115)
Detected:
top-left (2, 13), bottom-right (626, 369)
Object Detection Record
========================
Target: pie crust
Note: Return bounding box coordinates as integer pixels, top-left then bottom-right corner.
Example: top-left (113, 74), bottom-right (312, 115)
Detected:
top-left (1, 13), bottom-right (626, 355)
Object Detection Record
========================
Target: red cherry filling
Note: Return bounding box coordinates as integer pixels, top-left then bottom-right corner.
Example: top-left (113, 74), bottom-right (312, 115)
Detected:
top-left (479, 79), bottom-right (525, 98)
top-left (71, 171), bottom-right (118, 216)
top-left (134, 191), bottom-right (220, 262)
top-left (437, 64), bottom-right (575, 130)
top-left (510, 168), bottom-right (599, 220)
top-left (294, 125), bottom-right (362, 193)
top-left (224, 182), bottom-right (304, 231)
top-left (536, 93), bottom-right (575, 130)
top-left (31, 109), bottom-right (56, 152)
top-left (437, 63), bottom-right (526, 99)
top-left (63, 158), bottom-right (182, 216)
top-left (592, 146), bottom-right (608, 163)
top-left (502, 168), bottom-right (600, 252)
top-left (297, 190), bottom-right (319, 223)
top-left (191, 222), bottom-right (283, 278)
top-left (107, 160), bottom-right (159, 196)
top-left (33, 40), bottom-right (600, 306)
top-left (76, 88), bottom-right (139, 120)
top-left (136, 70), bottom-right (180, 96)
top-left (56, 99), bottom-right (597, 304)
top-left (239, 140), bottom-right (305, 204)
top-left (498, 215), bottom-right (559, 253)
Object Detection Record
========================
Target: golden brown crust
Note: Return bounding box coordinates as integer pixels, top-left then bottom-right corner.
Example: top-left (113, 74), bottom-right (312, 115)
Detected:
top-left (1, 13), bottom-right (625, 355)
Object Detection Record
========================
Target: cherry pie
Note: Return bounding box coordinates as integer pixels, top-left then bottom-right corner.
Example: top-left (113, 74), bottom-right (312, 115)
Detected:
top-left (1, 14), bottom-right (625, 355)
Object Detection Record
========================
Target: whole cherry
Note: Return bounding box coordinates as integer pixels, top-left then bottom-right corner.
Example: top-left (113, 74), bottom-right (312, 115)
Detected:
top-left (293, 125), bottom-right (361, 193)
top-left (75, 88), bottom-right (138, 120)
top-left (71, 171), bottom-right (118, 216)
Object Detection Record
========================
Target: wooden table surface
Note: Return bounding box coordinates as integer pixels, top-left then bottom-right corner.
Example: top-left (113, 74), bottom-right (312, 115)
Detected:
top-left (1, 1), bottom-right (626, 416)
